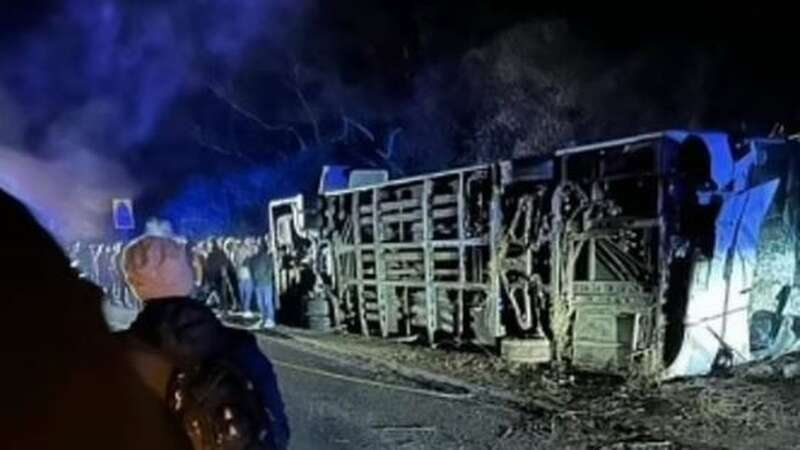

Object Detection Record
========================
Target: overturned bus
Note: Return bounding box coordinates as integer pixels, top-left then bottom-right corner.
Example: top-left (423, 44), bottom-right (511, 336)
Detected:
top-left (269, 131), bottom-right (800, 378)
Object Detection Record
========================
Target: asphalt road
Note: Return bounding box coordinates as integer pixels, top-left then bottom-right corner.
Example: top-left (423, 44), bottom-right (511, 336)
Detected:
top-left (103, 301), bottom-right (544, 450)
top-left (258, 333), bottom-right (547, 450)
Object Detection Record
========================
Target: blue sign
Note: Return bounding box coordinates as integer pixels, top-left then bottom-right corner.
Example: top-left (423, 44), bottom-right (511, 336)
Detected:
top-left (112, 198), bottom-right (135, 230)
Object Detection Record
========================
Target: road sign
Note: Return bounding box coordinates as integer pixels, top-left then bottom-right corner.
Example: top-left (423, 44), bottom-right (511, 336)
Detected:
top-left (112, 198), bottom-right (135, 230)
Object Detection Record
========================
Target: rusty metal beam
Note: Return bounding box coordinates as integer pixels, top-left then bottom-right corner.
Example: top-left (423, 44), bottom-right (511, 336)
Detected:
top-left (457, 172), bottom-right (467, 340)
top-left (352, 193), bottom-right (368, 336)
top-left (373, 188), bottom-right (390, 337)
top-left (423, 179), bottom-right (437, 344)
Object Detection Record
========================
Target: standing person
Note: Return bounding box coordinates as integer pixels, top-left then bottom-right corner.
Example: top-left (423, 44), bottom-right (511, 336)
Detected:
top-left (77, 242), bottom-right (93, 279)
top-left (119, 234), bottom-right (290, 449)
top-left (108, 243), bottom-right (124, 306)
top-left (250, 237), bottom-right (276, 329)
top-left (235, 238), bottom-right (255, 318)
top-left (190, 242), bottom-right (209, 302)
top-left (97, 244), bottom-right (113, 296)
top-left (89, 243), bottom-right (103, 284)
top-left (116, 244), bottom-right (135, 310)
top-left (204, 239), bottom-right (230, 313)
top-left (199, 240), bottom-right (218, 306)
top-left (67, 241), bottom-right (84, 275)
top-left (222, 237), bottom-right (240, 314)
top-left (0, 190), bottom-right (192, 450)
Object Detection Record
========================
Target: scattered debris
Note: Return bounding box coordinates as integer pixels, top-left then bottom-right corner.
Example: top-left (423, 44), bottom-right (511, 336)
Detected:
top-left (276, 327), bottom-right (800, 449)
top-left (743, 362), bottom-right (778, 379)
top-left (501, 338), bottom-right (551, 364)
top-left (781, 361), bottom-right (800, 379)
top-left (498, 425), bottom-right (514, 439)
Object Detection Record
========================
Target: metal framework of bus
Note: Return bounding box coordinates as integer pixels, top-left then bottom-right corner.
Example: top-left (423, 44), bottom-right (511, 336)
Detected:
top-left (270, 131), bottom-right (800, 378)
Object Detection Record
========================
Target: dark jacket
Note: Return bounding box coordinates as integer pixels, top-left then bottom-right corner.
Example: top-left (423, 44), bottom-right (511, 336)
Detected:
top-left (205, 247), bottom-right (231, 282)
top-left (122, 297), bottom-right (290, 449)
top-left (249, 249), bottom-right (274, 286)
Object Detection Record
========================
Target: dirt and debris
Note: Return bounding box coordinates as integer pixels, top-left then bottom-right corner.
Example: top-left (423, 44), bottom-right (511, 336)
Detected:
top-left (270, 328), bottom-right (800, 449)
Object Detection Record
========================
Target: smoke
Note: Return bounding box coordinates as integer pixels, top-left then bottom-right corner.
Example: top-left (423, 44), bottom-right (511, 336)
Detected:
top-left (0, 0), bottom-right (303, 240)
top-left (0, 144), bottom-right (140, 242)
top-left (2, 0), bottom-right (283, 149)
top-left (159, 148), bottom-right (329, 237)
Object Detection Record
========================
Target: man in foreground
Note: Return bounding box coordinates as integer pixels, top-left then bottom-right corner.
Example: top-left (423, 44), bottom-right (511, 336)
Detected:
top-left (120, 234), bottom-right (290, 450)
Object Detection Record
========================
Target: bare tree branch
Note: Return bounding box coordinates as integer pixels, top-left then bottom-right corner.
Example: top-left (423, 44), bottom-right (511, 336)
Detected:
top-left (383, 127), bottom-right (403, 159)
top-left (206, 82), bottom-right (307, 152)
top-left (332, 111), bottom-right (349, 142)
top-left (336, 113), bottom-right (403, 174)
top-left (349, 145), bottom-right (405, 177)
top-left (332, 110), bottom-right (380, 144)
top-left (191, 124), bottom-right (256, 164)
top-left (291, 63), bottom-right (322, 147)
top-left (343, 116), bottom-right (376, 142)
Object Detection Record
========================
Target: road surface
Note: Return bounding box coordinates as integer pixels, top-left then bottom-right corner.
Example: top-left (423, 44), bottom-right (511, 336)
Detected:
top-left (258, 333), bottom-right (546, 450)
top-left (103, 302), bottom-right (544, 449)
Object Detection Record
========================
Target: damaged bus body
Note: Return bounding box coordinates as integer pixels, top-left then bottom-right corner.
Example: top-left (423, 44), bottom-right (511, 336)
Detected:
top-left (269, 131), bottom-right (800, 378)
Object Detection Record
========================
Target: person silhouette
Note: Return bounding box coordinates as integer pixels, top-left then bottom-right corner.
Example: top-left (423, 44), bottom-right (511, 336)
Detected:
top-left (0, 189), bottom-right (191, 450)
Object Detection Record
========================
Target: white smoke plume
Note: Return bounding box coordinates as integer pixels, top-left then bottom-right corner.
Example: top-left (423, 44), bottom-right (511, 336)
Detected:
top-left (0, 145), bottom-right (140, 243)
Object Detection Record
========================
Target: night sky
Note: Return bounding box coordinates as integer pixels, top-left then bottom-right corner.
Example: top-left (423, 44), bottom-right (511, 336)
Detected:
top-left (0, 1), bottom-right (798, 238)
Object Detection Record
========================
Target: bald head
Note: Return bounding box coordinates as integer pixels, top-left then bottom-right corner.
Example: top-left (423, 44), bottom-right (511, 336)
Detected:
top-left (122, 235), bottom-right (194, 302)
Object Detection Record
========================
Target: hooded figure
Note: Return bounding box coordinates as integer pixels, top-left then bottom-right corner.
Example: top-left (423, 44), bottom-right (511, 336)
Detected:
top-left (0, 190), bottom-right (192, 450)
top-left (120, 235), bottom-right (290, 450)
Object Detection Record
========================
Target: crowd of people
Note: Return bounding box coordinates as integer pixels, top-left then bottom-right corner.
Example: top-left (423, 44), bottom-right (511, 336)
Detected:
top-left (68, 241), bottom-right (134, 308)
top-left (191, 236), bottom-right (277, 329)
top-left (68, 234), bottom-right (277, 329)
